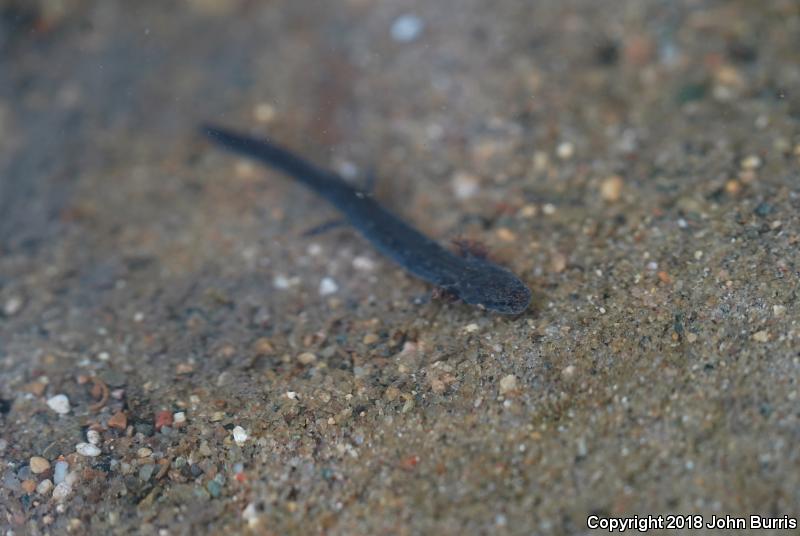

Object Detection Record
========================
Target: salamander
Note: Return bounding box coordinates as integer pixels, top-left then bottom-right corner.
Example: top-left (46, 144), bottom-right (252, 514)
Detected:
top-left (202, 125), bottom-right (531, 314)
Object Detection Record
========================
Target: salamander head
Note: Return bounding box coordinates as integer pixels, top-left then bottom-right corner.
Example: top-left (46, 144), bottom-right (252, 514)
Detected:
top-left (453, 260), bottom-right (531, 315)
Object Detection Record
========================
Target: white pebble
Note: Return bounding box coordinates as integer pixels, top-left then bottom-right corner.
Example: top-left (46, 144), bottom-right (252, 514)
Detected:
top-left (242, 501), bottom-right (259, 527)
top-left (253, 102), bottom-right (275, 123)
top-left (273, 274), bottom-right (290, 289)
top-left (451, 171), bottom-right (480, 200)
top-left (232, 426), bottom-right (249, 445)
top-left (319, 277), bottom-right (338, 296)
top-left (556, 142), bottom-right (575, 159)
top-left (391, 14), bottom-right (423, 43)
top-left (75, 443), bottom-right (101, 457)
top-left (499, 374), bottom-right (518, 394)
top-left (86, 429), bottom-right (101, 445)
top-left (740, 155), bottom-right (762, 170)
top-left (173, 411), bottom-right (186, 424)
top-left (352, 255), bottom-right (376, 272)
top-left (52, 482), bottom-right (72, 502)
top-left (36, 479), bottom-right (53, 495)
top-left (46, 394), bottom-right (71, 415)
top-left (336, 160), bottom-right (359, 179)
top-left (3, 296), bottom-right (23, 316)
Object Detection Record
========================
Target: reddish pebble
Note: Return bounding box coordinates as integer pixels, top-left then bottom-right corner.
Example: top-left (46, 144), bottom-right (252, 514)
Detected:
top-left (108, 411), bottom-right (127, 430)
top-left (154, 410), bottom-right (173, 431)
top-left (399, 455), bottom-right (420, 471)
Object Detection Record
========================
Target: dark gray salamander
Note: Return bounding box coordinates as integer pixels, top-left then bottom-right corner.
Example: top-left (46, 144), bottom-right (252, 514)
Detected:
top-left (202, 125), bottom-right (531, 314)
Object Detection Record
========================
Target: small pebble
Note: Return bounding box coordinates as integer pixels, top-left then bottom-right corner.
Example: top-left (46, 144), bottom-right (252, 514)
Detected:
top-left (686, 333), bottom-right (698, 343)
top-left (362, 333), bottom-right (380, 345)
top-left (52, 482), bottom-right (72, 502)
top-left (53, 461), bottom-right (68, 484)
top-left (352, 256), bottom-right (376, 271)
top-left (519, 204), bottom-right (537, 218)
top-left (2, 471), bottom-right (20, 491)
top-left (30, 456), bottom-right (50, 474)
top-left (740, 155), bottom-right (762, 170)
top-left (155, 410), bottom-right (173, 431)
top-left (173, 411), bottom-right (187, 425)
top-left (46, 394), bottom-right (70, 415)
top-left (207, 479), bottom-right (222, 498)
top-left (391, 14), bottom-right (423, 43)
top-left (108, 411), bottom-right (127, 430)
top-left (297, 352), bottom-right (317, 365)
top-left (273, 274), bottom-right (292, 290)
top-left (773, 305), bottom-right (786, 317)
top-left (496, 228), bottom-right (517, 242)
top-left (753, 202), bottom-right (773, 218)
top-left (556, 142), bottom-right (575, 159)
top-left (561, 365), bottom-right (576, 380)
top-left (752, 330), bottom-right (769, 343)
top-left (384, 386), bottom-right (401, 401)
top-left (17, 465), bottom-right (32, 480)
top-left (725, 179), bottom-right (741, 195)
top-left (76, 443), bottom-right (101, 457)
top-left (232, 426), bottom-right (249, 445)
top-left (550, 252), bottom-right (567, 273)
top-left (253, 337), bottom-right (275, 354)
top-left (139, 464), bottom-right (155, 482)
top-left (451, 171), bottom-right (480, 200)
top-left (36, 479), bottom-right (53, 495)
top-left (499, 374), bottom-right (518, 395)
top-left (542, 203), bottom-right (556, 215)
top-left (319, 277), bottom-right (338, 296)
top-left (253, 102), bottom-right (275, 123)
top-left (3, 296), bottom-right (23, 316)
top-left (137, 447), bottom-right (153, 458)
top-left (600, 175), bottom-right (624, 202)
top-left (86, 429), bottom-right (101, 445)
top-left (21, 479), bottom-right (37, 493)
top-left (464, 323), bottom-right (479, 333)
